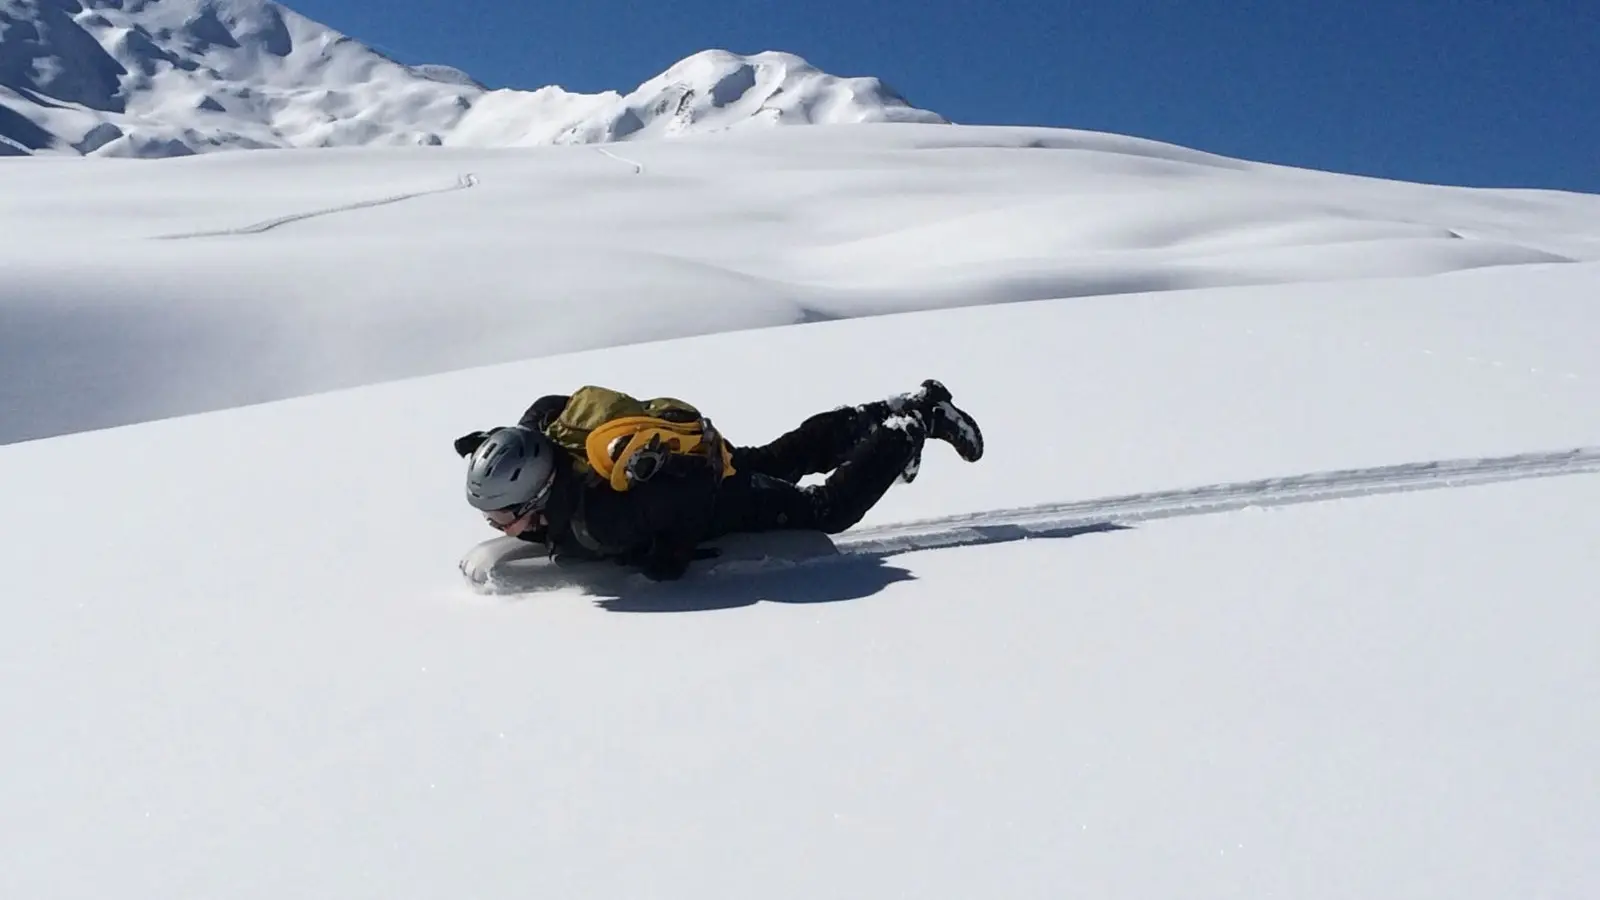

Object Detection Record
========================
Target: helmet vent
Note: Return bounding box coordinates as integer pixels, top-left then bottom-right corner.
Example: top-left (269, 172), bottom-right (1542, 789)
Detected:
top-left (509, 467), bottom-right (522, 482)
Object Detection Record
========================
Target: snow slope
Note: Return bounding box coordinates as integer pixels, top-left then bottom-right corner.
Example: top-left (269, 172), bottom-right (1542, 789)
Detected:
top-left (4, 123), bottom-right (1600, 445)
top-left (1, 281), bottom-right (1597, 899)
top-left (0, 0), bottom-right (941, 157)
top-left (1, 116), bottom-right (1598, 897)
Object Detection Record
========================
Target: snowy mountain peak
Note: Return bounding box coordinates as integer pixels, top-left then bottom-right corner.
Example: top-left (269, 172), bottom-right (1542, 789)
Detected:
top-left (546, 49), bottom-right (943, 145)
top-left (0, 0), bottom-right (945, 157)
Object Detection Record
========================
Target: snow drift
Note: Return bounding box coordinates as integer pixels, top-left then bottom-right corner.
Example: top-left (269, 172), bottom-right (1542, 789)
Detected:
top-left (3, 123), bottom-right (1599, 445)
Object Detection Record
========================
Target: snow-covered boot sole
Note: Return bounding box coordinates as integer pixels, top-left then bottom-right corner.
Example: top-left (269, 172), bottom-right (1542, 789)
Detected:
top-left (927, 399), bottom-right (983, 462)
top-left (913, 380), bottom-right (984, 463)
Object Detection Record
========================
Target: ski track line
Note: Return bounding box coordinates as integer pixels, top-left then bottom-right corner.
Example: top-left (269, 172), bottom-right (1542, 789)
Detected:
top-left (836, 446), bottom-right (1600, 557)
top-left (468, 447), bottom-right (1600, 594)
top-left (594, 146), bottom-right (645, 175)
top-left (155, 173), bottom-right (478, 239)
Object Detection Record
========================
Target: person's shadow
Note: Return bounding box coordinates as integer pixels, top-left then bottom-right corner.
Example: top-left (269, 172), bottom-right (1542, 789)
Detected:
top-left (582, 521), bottom-right (1130, 613)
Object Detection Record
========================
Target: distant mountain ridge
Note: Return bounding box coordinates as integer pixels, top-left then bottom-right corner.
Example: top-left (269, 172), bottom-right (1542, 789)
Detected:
top-left (0, 0), bottom-right (945, 157)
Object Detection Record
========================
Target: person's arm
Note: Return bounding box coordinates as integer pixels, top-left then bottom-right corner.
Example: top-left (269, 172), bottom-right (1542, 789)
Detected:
top-left (583, 454), bottom-right (720, 581)
top-left (453, 394), bottom-right (571, 457)
top-left (512, 522), bottom-right (550, 545)
top-left (518, 395), bottom-right (571, 431)
top-left (637, 453), bottom-right (722, 580)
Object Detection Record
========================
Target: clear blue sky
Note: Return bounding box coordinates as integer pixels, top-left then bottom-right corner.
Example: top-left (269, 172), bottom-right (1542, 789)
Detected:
top-left (288, 0), bottom-right (1599, 193)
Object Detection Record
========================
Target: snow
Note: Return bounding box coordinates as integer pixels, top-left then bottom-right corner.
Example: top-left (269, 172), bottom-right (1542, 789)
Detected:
top-left (0, 1), bottom-right (943, 157)
top-left (2, 114), bottom-right (1599, 895)
top-left (4, 124), bottom-right (1599, 445)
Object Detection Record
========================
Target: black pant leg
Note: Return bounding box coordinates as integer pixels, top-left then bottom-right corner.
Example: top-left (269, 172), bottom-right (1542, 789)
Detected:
top-left (710, 471), bottom-right (822, 538)
top-left (731, 404), bottom-right (887, 482)
top-left (714, 421), bottom-right (922, 537)
top-left (804, 420), bottom-right (922, 533)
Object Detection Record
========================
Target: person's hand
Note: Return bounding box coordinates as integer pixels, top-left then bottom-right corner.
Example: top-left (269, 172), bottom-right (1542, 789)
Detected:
top-left (624, 433), bottom-right (670, 486)
top-left (454, 431), bottom-right (489, 457)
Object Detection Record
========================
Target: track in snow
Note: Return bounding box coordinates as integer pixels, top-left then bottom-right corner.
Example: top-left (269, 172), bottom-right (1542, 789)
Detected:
top-left (594, 146), bottom-right (645, 174)
top-left (466, 447), bottom-right (1600, 594)
top-left (155, 173), bottom-right (478, 238)
top-left (840, 446), bottom-right (1600, 557)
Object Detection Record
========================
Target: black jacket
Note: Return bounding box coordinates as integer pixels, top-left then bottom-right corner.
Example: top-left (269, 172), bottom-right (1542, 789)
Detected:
top-left (514, 395), bottom-right (721, 580)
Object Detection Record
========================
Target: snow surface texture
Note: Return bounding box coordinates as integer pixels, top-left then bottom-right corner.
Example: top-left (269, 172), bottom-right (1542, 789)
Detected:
top-left (4, 124), bottom-right (1600, 444)
top-left (3, 95), bottom-right (1600, 899)
top-left (0, 0), bottom-right (941, 157)
top-left (2, 279), bottom-right (1598, 899)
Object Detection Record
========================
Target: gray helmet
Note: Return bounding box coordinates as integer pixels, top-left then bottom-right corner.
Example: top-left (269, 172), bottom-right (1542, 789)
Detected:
top-left (464, 425), bottom-right (558, 512)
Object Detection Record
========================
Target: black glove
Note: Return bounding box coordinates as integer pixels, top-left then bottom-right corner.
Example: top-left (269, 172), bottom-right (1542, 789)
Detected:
top-left (454, 431), bottom-right (489, 457)
top-left (623, 433), bottom-right (670, 487)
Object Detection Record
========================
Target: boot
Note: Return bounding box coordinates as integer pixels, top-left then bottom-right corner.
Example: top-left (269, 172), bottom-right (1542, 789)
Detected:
top-left (902, 380), bottom-right (984, 462)
top-left (873, 379), bottom-right (983, 482)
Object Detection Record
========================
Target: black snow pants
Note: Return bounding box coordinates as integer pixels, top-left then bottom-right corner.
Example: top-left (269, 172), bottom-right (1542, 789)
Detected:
top-left (708, 404), bottom-right (922, 538)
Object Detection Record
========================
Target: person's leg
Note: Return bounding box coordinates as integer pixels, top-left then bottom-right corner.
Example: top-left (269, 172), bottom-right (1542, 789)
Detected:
top-left (804, 415), bottom-right (925, 532)
top-left (708, 471), bottom-right (821, 536)
top-left (731, 379), bottom-right (983, 485)
top-left (909, 379), bottom-right (984, 463)
top-left (714, 416), bottom-right (926, 536)
top-left (729, 405), bottom-right (880, 483)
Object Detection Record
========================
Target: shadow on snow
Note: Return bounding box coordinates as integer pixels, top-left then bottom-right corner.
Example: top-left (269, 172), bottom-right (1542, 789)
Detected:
top-left (586, 520), bottom-right (1130, 613)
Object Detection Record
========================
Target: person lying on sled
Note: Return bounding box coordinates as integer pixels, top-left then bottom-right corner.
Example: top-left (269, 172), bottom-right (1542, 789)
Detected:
top-left (453, 380), bottom-right (983, 581)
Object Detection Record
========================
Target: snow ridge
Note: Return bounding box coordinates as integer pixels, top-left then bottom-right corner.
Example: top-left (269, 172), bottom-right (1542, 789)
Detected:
top-left (0, 1), bottom-right (944, 158)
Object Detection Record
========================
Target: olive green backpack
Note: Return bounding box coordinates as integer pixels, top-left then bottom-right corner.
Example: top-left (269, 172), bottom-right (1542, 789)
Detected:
top-left (542, 386), bottom-right (735, 491)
